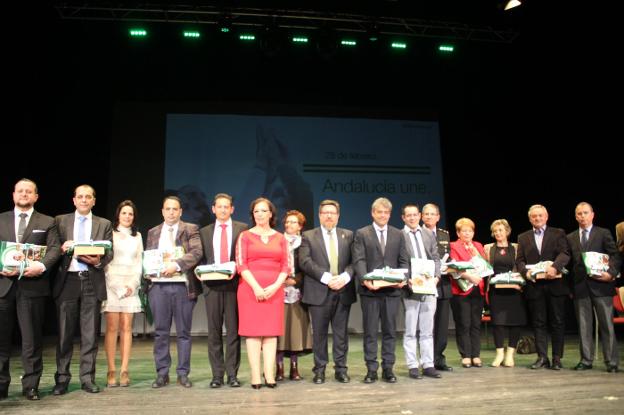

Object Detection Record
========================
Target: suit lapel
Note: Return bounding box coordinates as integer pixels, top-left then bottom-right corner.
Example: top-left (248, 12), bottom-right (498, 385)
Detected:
top-left (570, 230), bottom-right (582, 254)
top-left (65, 213), bottom-right (76, 241)
top-left (90, 216), bottom-right (100, 240)
top-left (20, 211), bottom-right (35, 242)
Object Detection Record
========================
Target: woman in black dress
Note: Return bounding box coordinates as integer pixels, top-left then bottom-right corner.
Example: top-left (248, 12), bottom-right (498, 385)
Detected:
top-left (484, 219), bottom-right (527, 367)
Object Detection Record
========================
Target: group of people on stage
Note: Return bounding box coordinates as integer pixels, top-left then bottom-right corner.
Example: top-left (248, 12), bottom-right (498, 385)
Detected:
top-left (1, 178), bottom-right (622, 401)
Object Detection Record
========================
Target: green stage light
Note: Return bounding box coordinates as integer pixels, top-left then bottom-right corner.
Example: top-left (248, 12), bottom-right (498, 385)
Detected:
top-left (340, 39), bottom-right (357, 46)
top-left (391, 42), bottom-right (407, 49)
top-left (129, 28), bottom-right (147, 37)
top-left (239, 34), bottom-right (256, 41)
top-left (292, 36), bottom-right (309, 43)
top-left (220, 27), bottom-right (230, 33)
top-left (183, 31), bottom-right (201, 38)
top-left (438, 44), bottom-right (455, 52)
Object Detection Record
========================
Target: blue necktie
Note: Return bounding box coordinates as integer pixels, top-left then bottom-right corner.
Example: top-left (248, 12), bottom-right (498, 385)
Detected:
top-left (76, 216), bottom-right (88, 271)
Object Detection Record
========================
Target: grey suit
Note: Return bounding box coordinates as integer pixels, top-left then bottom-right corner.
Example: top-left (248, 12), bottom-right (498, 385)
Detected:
top-left (299, 226), bottom-right (355, 375)
top-left (567, 226), bottom-right (621, 367)
top-left (53, 212), bottom-right (113, 386)
top-left (0, 210), bottom-right (61, 391)
top-left (402, 226), bottom-right (440, 370)
top-left (352, 224), bottom-right (409, 372)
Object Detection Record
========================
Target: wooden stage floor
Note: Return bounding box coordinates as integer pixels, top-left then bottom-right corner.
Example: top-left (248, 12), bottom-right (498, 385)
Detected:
top-left (1, 334), bottom-right (623, 414)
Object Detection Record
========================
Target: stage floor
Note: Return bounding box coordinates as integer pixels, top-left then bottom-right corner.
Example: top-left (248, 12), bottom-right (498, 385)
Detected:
top-left (1, 334), bottom-right (623, 414)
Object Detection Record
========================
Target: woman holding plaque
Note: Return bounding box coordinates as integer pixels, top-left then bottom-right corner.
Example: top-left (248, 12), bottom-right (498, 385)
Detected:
top-left (276, 210), bottom-right (313, 381)
top-left (102, 200), bottom-right (144, 387)
top-left (449, 218), bottom-right (486, 368)
top-left (483, 219), bottom-right (527, 368)
top-left (236, 198), bottom-right (289, 389)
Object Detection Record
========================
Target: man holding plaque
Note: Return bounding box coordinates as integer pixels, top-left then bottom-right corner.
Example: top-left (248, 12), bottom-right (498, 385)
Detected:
top-left (567, 202), bottom-right (621, 372)
top-left (352, 197), bottom-right (409, 383)
top-left (0, 179), bottom-right (61, 401)
top-left (198, 193), bottom-right (247, 388)
top-left (400, 204), bottom-right (441, 379)
top-left (53, 184), bottom-right (113, 395)
top-left (299, 199), bottom-right (355, 384)
top-left (145, 196), bottom-right (203, 389)
top-left (516, 204), bottom-right (570, 370)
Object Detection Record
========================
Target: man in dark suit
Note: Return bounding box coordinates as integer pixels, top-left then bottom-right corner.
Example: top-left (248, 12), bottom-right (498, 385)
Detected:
top-left (146, 196), bottom-right (203, 389)
top-left (401, 204), bottom-right (442, 379)
top-left (198, 193), bottom-right (247, 388)
top-left (516, 204), bottom-right (570, 370)
top-left (567, 202), bottom-right (621, 372)
top-left (52, 184), bottom-right (113, 395)
top-left (421, 203), bottom-right (453, 372)
top-left (0, 179), bottom-right (61, 401)
top-left (299, 199), bottom-right (355, 384)
top-left (352, 197), bottom-right (409, 383)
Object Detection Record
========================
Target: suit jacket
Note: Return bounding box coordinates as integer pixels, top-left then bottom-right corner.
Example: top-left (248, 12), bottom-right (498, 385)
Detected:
top-left (567, 226), bottom-right (621, 298)
top-left (352, 224), bottom-right (410, 297)
top-left (53, 213), bottom-right (113, 301)
top-left (145, 221), bottom-right (203, 297)
top-left (199, 220), bottom-right (248, 292)
top-left (616, 221), bottom-right (624, 255)
top-left (0, 210), bottom-right (61, 298)
top-left (433, 228), bottom-right (452, 298)
top-left (516, 226), bottom-right (570, 299)
top-left (402, 226), bottom-right (441, 299)
top-left (299, 227), bottom-right (356, 306)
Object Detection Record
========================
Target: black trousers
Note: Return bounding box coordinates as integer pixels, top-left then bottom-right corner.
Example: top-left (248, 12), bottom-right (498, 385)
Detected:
top-left (308, 291), bottom-right (351, 374)
top-left (204, 289), bottom-right (240, 380)
top-left (0, 284), bottom-right (46, 390)
top-left (450, 289), bottom-right (484, 359)
top-left (433, 297), bottom-right (451, 366)
top-left (360, 295), bottom-right (400, 372)
top-left (527, 289), bottom-right (566, 359)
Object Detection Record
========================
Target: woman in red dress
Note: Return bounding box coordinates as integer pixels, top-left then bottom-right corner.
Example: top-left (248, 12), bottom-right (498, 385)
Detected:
top-left (236, 198), bottom-right (289, 389)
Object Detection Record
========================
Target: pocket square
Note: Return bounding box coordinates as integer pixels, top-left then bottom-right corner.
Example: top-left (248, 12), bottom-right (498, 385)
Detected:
top-left (32, 230), bottom-right (46, 233)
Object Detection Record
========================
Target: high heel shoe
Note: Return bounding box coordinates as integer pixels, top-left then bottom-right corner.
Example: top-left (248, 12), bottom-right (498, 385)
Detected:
top-left (120, 371), bottom-right (130, 387)
top-left (472, 358), bottom-right (483, 368)
top-left (107, 371), bottom-right (119, 387)
top-left (251, 384), bottom-right (262, 390)
top-left (461, 358), bottom-right (472, 368)
top-left (264, 382), bottom-right (277, 388)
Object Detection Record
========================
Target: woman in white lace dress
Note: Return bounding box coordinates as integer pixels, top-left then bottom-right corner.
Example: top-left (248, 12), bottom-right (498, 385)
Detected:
top-left (102, 200), bottom-right (143, 387)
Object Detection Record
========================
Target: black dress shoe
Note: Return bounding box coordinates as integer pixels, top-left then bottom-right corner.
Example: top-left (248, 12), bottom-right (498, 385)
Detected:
top-left (53, 382), bottom-right (69, 396)
top-left (435, 364), bottom-right (453, 372)
top-left (313, 372), bottom-right (325, 384)
top-left (423, 367), bottom-right (442, 378)
top-left (334, 372), bottom-right (350, 383)
top-left (23, 388), bottom-right (40, 401)
top-left (363, 371), bottom-right (378, 384)
top-left (607, 364), bottom-right (619, 373)
top-left (151, 374), bottom-right (170, 388)
top-left (227, 377), bottom-right (241, 387)
top-left (382, 370), bottom-right (397, 383)
top-left (81, 381), bottom-right (101, 393)
top-left (551, 357), bottom-right (562, 371)
top-left (573, 362), bottom-right (593, 371)
top-left (530, 357), bottom-right (550, 370)
top-left (210, 378), bottom-right (223, 388)
top-left (408, 368), bottom-right (423, 379)
top-left (177, 375), bottom-right (193, 388)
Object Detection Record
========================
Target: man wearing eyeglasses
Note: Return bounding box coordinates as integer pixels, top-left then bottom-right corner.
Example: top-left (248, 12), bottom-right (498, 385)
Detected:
top-left (299, 200), bottom-right (355, 384)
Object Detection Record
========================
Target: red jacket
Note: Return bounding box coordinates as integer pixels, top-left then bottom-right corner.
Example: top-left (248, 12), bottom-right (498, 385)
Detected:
top-left (450, 240), bottom-right (486, 297)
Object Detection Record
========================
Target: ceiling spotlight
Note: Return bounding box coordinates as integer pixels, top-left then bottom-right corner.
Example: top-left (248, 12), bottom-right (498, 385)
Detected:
top-left (504, 0), bottom-right (522, 10)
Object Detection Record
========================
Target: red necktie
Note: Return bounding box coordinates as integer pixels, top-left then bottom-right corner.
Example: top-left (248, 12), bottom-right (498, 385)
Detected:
top-left (220, 224), bottom-right (229, 263)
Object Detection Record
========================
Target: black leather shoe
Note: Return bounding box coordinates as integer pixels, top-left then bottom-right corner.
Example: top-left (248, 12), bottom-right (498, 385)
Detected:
top-left (151, 374), bottom-right (170, 388)
top-left (408, 368), bottom-right (423, 379)
top-left (177, 375), bottom-right (192, 388)
top-left (264, 382), bottom-right (277, 389)
top-left (313, 372), bottom-right (325, 384)
top-left (210, 378), bottom-right (223, 388)
top-left (227, 377), bottom-right (241, 387)
top-left (0, 388), bottom-right (7, 400)
top-left (53, 382), bottom-right (69, 396)
top-left (363, 371), bottom-right (378, 384)
top-left (251, 384), bottom-right (262, 389)
top-left (382, 370), bottom-right (397, 383)
top-left (530, 357), bottom-right (550, 370)
top-left (423, 367), bottom-right (442, 378)
top-left (607, 364), bottom-right (619, 373)
top-left (334, 372), bottom-right (350, 383)
top-left (435, 364), bottom-right (453, 372)
top-left (551, 357), bottom-right (562, 371)
top-left (574, 362), bottom-right (593, 371)
top-left (81, 381), bottom-right (101, 393)
top-left (23, 388), bottom-right (40, 401)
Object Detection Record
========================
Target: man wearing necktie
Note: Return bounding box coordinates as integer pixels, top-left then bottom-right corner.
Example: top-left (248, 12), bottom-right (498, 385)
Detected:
top-left (567, 202), bottom-right (621, 372)
top-left (198, 193), bottom-right (247, 388)
top-left (352, 197), bottom-right (409, 384)
top-left (0, 179), bottom-right (61, 401)
top-left (299, 199), bottom-right (355, 384)
top-left (145, 196), bottom-right (203, 389)
top-left (400, 204), bottom-right (442, 379)
top-left (52, 184), bottom-right (113, 395)
top-left (516, 204), bottom-right (570, 370)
